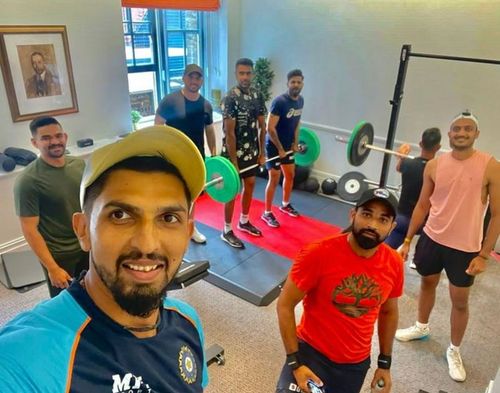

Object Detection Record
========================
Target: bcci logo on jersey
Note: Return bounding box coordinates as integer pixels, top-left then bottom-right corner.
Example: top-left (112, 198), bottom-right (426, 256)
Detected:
top-left (178, 345), bottom-right (198, 384)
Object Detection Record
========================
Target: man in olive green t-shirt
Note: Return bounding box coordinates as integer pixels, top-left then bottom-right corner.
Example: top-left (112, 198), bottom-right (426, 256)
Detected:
top-left (14, 116), bottom-right (88, 297)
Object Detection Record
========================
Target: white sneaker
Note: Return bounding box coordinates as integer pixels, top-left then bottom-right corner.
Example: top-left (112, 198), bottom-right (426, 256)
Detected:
top-left (395, 324), bottom-right (430, 342)
top-left (191, 227), bottom-right (207, 244)
top-left (446, 346), bottom-right (466, 382)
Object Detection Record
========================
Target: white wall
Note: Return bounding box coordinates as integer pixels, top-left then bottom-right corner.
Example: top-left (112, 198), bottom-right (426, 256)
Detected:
top-left (237, 0), bottom-right (500, 185)
top-left (205, 0), bottom-right (242, 100)
top-left (0, 0), bottom-right (132, 245)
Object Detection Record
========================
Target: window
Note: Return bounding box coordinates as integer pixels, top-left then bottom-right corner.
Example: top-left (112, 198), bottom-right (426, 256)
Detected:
top-left (122, 8), bottom-right (204, 120)
top-left (123, 8), bottom-right (156, 69)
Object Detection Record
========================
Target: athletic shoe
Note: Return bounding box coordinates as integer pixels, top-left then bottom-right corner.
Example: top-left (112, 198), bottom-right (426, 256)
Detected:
top-left (279, 203), bottom-right (299, 217)
top-left (261, 212), bottom-right (280, 228)
top-left (395, 324), bottom-right (430, 342)
top-left (191, 226), bottom-right (207, 244)
top-left (220, 230), bottom-right (245, 249)
top-left (237, 221), bottom-right (263, 237)
top-left (446, 346), bottom-right (466, 382)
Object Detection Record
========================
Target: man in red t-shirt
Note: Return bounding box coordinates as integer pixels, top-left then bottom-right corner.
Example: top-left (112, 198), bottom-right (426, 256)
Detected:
top-left (276, 188), bottom-right (404, 393)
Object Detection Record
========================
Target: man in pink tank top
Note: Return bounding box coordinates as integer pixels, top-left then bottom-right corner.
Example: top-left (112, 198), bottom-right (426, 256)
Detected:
top-left (395, 111), bottom-right (499, 383)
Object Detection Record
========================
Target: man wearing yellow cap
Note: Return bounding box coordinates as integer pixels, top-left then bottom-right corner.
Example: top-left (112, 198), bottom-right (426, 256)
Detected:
top-left (0, 126), bottom-right (209, 392)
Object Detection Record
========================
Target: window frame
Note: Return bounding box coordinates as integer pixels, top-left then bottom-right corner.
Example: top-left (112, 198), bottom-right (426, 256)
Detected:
top-left (123, 7), bottom-right (205, 107)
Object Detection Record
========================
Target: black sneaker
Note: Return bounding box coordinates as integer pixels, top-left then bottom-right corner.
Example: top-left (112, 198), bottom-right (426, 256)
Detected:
top-left (279, 203), bottom-right (299, 217)
top-left (220, 230), bottom-right (245, 249)
top-left (261, 212), bottom-right (280, 228)
top-left (237, 221), bottom-right (263, 237)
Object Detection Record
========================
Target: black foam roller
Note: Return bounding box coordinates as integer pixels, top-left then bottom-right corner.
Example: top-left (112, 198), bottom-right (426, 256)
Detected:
top-left (0, 153), bottom-right (16, 172)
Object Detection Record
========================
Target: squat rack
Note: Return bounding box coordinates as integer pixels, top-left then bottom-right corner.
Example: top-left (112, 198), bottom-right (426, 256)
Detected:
top-left (379, 44), bottom-right (500, 188)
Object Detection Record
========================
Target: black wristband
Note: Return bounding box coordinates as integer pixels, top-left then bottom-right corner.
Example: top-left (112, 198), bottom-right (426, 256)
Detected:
top-left (377, 354), bottom-right (392, 370)
top-left (286, 352), bottom-right (302, 370)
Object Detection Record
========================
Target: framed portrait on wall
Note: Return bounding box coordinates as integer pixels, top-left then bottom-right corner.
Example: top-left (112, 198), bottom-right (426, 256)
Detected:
top-left (0, 25), bottom-right (78, 122)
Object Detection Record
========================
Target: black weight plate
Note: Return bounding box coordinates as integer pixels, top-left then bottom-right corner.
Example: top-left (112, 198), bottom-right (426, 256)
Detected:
top-left (347, 121), bottom-right (374, 166)
top-left (337, 171), bottom-right (368, 202)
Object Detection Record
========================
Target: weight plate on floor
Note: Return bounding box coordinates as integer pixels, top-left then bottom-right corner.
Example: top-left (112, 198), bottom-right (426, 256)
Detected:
top-left (337, 171), bottom-right (368, 202)
top-left (205, 156), bottom-right (241, 203)
top-left (347, 121), bottom-right (374, 166)
top-left (296, 127), bottom-right (321, 167)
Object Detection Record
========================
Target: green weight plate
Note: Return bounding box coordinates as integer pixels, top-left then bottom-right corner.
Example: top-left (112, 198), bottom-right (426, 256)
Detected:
top-left (205, 156), bottom-right (241, 203)
top-left (348, 121), bottom-right (374, 166)
top-left (296, 127), bottom-right (321, 167)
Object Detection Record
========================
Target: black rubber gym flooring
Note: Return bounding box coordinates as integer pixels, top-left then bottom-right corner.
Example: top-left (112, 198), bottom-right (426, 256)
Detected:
top-left (185, 177), bottom-right (352, 306)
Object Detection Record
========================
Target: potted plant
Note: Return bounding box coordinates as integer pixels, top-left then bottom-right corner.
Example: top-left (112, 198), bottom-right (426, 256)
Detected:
top-left (131, 110), bottom-right (142, 130)
top-left (252, 57), bottom-right (275, 103)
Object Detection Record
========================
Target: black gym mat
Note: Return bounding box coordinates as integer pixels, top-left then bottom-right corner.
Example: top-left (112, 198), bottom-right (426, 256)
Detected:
top-left (187, 178), bottom-right (355, 306)
top-left (308, 198), bottom-right (352, 228)
top-left (185, 222), bottom-right (291, 306)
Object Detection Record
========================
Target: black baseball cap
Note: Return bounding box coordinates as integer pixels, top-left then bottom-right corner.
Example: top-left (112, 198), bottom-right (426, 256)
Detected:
top-left (356, 188), bottom-right (398, 218)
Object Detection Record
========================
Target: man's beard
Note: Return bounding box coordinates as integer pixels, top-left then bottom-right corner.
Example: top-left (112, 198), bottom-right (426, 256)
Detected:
top-left (92, 250), bottom-right (170, 317)
top-left (351, 227), bottom-right (385, 250)
top-left (288, 88), bottom-right (302, 98)
top-left (238, 81), bottom-right (250, 91)
top-left (186, 84), bottom-right (200, 94)
top-left (47, 144), bottom-right (65, 158)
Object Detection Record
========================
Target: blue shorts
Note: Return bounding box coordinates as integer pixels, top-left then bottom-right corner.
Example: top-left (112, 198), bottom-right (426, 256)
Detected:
top-left (275, 341), bottom-right (370, 393)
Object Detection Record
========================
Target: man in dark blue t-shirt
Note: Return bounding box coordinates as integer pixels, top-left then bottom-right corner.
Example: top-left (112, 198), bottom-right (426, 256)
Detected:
top-left (262, 69), bottom-right (305, 228)
top-left (155, 64), bottom-right (216, 244)
top-left (0, 127), bottom-right (209, 392)
top-left (385, 127), bottom-right (441, 253)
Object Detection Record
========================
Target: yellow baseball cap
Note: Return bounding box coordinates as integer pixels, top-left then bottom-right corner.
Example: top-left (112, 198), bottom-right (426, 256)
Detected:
top-left (80, 125), bottom-right (206, 208)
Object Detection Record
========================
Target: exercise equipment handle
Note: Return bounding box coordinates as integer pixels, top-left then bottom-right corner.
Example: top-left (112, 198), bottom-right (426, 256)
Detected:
top-left (365, 144), bottom-right (415, 159)
top-left (205, 150), bottom-right (294, 188)
top-left (335, 136), bottom-right (414, 159)
top-left (239, 149), bottom-right (295, 175)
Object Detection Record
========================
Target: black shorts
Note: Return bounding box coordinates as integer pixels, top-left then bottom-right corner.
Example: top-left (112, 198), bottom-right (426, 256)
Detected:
top-left (414, 232), bottom-right (477, 287)
top-left (276, 340), bottom-right (370, 393)
top-left (238, 157), bottom-right (259, 178)
top-left (221, 152), bottom-right (259, 179)
top-left (265, 143), bottom-right (295, 170)
top-left (43, 250), bottom-right (89, 298)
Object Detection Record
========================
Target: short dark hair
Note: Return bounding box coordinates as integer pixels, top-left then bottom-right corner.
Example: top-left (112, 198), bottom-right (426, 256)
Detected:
top-left (83, 156), bottom-right (192, 213)
top-left (421, 127), bottom-right (441, 150)
top-left (31, 51), bottom-right (45, 60)
top-left (287, 69), bottom-right (304, 81)
top-left (29, 116), bottom-right (61, 136)
top-left (235, 58), bottom-right (253, 69)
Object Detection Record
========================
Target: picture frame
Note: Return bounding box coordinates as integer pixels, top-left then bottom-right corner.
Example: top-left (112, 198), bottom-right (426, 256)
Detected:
top-left (130, 90), bottom-right (155, 117)
top-left (0, 25), bottom-right (78, 122)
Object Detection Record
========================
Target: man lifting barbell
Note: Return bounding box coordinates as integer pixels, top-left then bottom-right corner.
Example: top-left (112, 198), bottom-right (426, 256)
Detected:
top-left (219, 58), bottom-right (267, 248)
top-left (204, 129), bottom-right (320, 205)
top-left (262, 69), bottom-right (305, 228)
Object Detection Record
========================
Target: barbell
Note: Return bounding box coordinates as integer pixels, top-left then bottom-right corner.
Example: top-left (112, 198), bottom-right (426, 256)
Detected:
top-left (204, 127), bottom-right (321, 203)
top-left (336, 121), bottom-right (415, 166)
